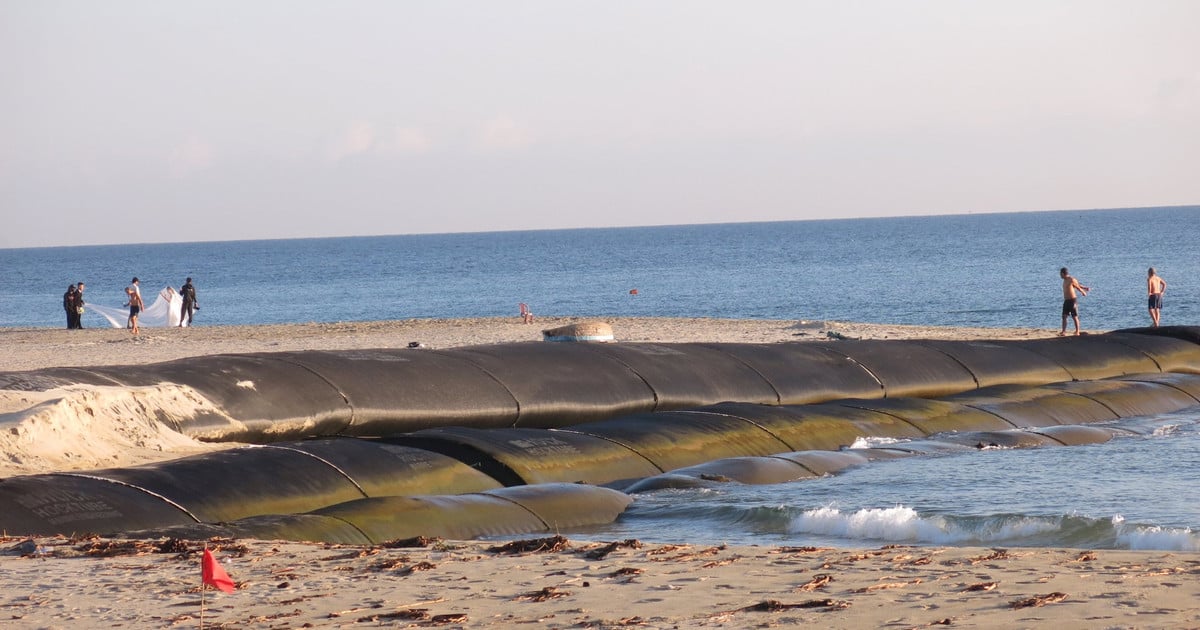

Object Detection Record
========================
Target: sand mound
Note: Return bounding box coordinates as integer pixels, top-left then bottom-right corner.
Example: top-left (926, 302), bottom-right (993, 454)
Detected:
top-left (0, 384), bottom-right (236, 478)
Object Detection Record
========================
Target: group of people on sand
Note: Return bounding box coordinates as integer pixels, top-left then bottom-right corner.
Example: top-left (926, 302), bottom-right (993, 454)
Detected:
top-left (1058, 266), bottom-right (1167, 336)
top-left (63, 276), bottom-right (198, 334)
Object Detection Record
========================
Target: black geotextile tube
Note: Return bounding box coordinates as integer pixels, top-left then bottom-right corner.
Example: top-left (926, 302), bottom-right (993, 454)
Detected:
top-left (2, 375), bottom-right (1200, 539)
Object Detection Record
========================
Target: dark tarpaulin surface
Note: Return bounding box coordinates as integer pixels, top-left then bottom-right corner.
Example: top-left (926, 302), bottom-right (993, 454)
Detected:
top-left (275, 438), bottom-right (503, 496)
top-left (944, 384), bottom-right (1121, 427)
top-left (931, 430), bottom-right (1063, 449)
top-left (1101, 332), bottom-right (1200, 373)
top-left (277, 349), bottom-right (522, 434)
top-left (84, 354), bottom-right (352, 439)
top-left (703, 402), bottom-right (926, 451)
top-left (583, 343), bottom-right (783, 408)
top-left (126, 515), bottom-right (374, 545)
top-left (622, 456), bottom-right (816, 493)
top-left (1012, 337), bottom-right (1162, 381)
top-left (567, 410), bottom-right (794, 472)
top-left (832, 398), bottom-right (1017, 434)
top-left (479, 483), bottom-right (634, 530)
top-left (81, 446), bottom-right (369, 523)
top-left (1030, 425), bottom-right (1119, 446)
top-left (693, 342), bottom-right (884, 404)
top-left (1115, 373), bottom-right (1200, 401)
top-left (0, 367), bottom-right (124, 391)
top-left (435, 344), bottom-right (657, 427)
top-left (383, 427), bottom-right (662, 487)
top-left (1114, 325), bottom-right (1200, 350)
top-left (910, 340), bottom-right (1072, 388)
top-left (770, 450), bottom-right (873, 475)
top-left (808, 340), bottom-right (980, 398)
top-left (311, 484), bottom-right (631, 542)
top-left (0, 473), bottom-right (196, 536)
top-left (1045, 379), bottom-right (1200, 418)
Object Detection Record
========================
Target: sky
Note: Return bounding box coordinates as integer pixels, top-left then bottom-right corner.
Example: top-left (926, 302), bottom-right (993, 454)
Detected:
top-left (2, 1), bottom-right (1198, 248)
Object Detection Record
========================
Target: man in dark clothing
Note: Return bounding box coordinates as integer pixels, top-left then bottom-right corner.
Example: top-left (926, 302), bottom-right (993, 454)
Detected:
top-left (180, 277), bottom-right (198, 327)
top-left (63, 285), bottom-right (77, 329)
top-left (74, 282), bottom-right (86, 328)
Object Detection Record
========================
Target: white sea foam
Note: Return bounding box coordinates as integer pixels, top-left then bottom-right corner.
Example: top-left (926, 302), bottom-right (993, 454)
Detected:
top-left (847, 436), bottom-right (904, 449)
top-left (789, 505), bottom-right (1059, 545)
top-left (1117, 524), bottom-right (1200, 551)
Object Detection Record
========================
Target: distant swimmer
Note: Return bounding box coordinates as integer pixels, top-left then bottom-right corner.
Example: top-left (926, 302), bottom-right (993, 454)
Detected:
top-left (1059, 267), bottom-right (1090, 336)
top-left (1147, 267), bottom-right (1167, 327)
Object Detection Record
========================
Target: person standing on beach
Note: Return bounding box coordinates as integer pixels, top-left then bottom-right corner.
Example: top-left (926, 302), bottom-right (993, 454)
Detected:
top-left (1059, 267), bottom-right (1090, 336)
top-left (125, 277), bottom-right (142, 335)
top-left (63, 285), bottom-right (77, 329)
top-left (74, 282), bottom-right (86, 329)
top-left (180, 277), bottom-right (197, 327)
top-left (1147, 267), bottom-right (1167, 327)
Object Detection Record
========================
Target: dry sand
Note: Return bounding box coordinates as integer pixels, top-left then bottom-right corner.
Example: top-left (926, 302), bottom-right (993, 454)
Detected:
top-left (5, 318), bottom-right (1197, 629)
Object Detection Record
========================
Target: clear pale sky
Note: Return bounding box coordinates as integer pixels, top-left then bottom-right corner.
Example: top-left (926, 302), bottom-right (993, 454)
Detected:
top-left (3, 1), bottom-right (1197, 248)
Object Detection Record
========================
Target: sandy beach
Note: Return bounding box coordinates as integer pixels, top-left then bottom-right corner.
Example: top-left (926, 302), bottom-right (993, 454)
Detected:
top-left (3, 317), bottom-right (1198, 628)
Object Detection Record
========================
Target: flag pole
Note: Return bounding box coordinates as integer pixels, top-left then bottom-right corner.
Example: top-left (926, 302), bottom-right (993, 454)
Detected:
top-left (199, 547), bottom-right (207, 630)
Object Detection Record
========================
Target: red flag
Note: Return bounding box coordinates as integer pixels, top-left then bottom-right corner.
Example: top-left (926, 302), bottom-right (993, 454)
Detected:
top-left (202, 548), bottom-right (236, 593)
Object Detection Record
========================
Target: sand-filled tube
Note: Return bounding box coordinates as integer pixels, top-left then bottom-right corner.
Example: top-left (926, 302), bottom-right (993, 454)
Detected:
top-left (126, 515), bottom-right (374, 545)
top-left (0, 473), bottom-right (197, 536)
top-left (127, 484), bottom-right (631, 544)
top-left (77, 446), bottom-right (373, 523)
top-left (1028, 425), bottom-right (1118, 446)
top-left (807, 340), bottom-right (980, 398)
top-left (622, 456), bottom-right (817, 493)
top-left (1101, 332), bottom-right (1200, 374)
top-left (0, 440), bottom-right (504, 536)
top-left (1116, 325), bottom-right (1200, 347)
top-left (908, 340), bottom-right (1072, 388)
top-left (579, 343), bottom-right (786, 409)
top-left (310, 483), bottom-right (632, 543)
top-left (1013, 337), bottom-right (1162, 381)
top-left (1114, 373), bottom-right (1200, 402)
top-left (383, 427), bottom-right (662, 487)
top-left (431, 344), bottom-right (659, 427)
top-left (564, 410), bottom-right (793, 473)
top-left (705, 402), bottom-right (927, 450)
top-left (277, 349), bottom-right (525, 434)
top-left (930, 430), bottom-right (1063, 449)
top-left (1046, 379), bottom-right (1200, 418)
top-left (81, 354), bottom-right (353, 440)
top-left (274, 438), bottom-right (504, 497)
top-left (831, 398), bottom-right (1017, 434)
top-left (944, 384), bottom-right (1121, 428)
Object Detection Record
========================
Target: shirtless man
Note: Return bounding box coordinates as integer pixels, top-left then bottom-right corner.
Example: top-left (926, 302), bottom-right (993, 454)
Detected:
top-left (125, 277), bottom-right (143, 335)
top-left (1147, 267), bottom-right (1167, 327)
top-left (1059, 267), bottom-right (1090, 336)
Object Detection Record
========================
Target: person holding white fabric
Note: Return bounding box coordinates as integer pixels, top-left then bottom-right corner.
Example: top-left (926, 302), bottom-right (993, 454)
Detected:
top-left (125, 277), bottom-right (142, 333)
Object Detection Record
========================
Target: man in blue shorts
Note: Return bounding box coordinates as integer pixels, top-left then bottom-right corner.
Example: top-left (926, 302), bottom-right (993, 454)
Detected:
top-left (1147, 267), bottom-right (1167, 327)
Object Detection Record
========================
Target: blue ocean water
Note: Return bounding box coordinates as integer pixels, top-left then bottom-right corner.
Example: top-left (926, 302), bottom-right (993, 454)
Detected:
top-left (2, 205), bottom-right (1197, 330)
top-left (2, 205), bottom-right (1199, 550)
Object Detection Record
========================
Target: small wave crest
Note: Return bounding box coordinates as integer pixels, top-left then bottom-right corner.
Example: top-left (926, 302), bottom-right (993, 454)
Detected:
top-left (789, 505), bottom-right (1059, 545)
top-left (788, 506), bottom-right (1200, 550)
top-left (1112, 515), bottom-right (1200, 551)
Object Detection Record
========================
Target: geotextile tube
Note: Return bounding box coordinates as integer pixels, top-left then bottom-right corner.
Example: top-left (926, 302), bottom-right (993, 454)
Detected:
top-left (1, 330), bottom-right (1198, 440)
top-left (1, 330), bottom-right (1199, 542)
top-left (125, 484), bottom-right (633, 544)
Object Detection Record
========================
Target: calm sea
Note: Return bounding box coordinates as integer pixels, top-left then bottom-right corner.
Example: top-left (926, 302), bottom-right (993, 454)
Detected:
top-left (2, 205), bottom-right (1199, 550)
